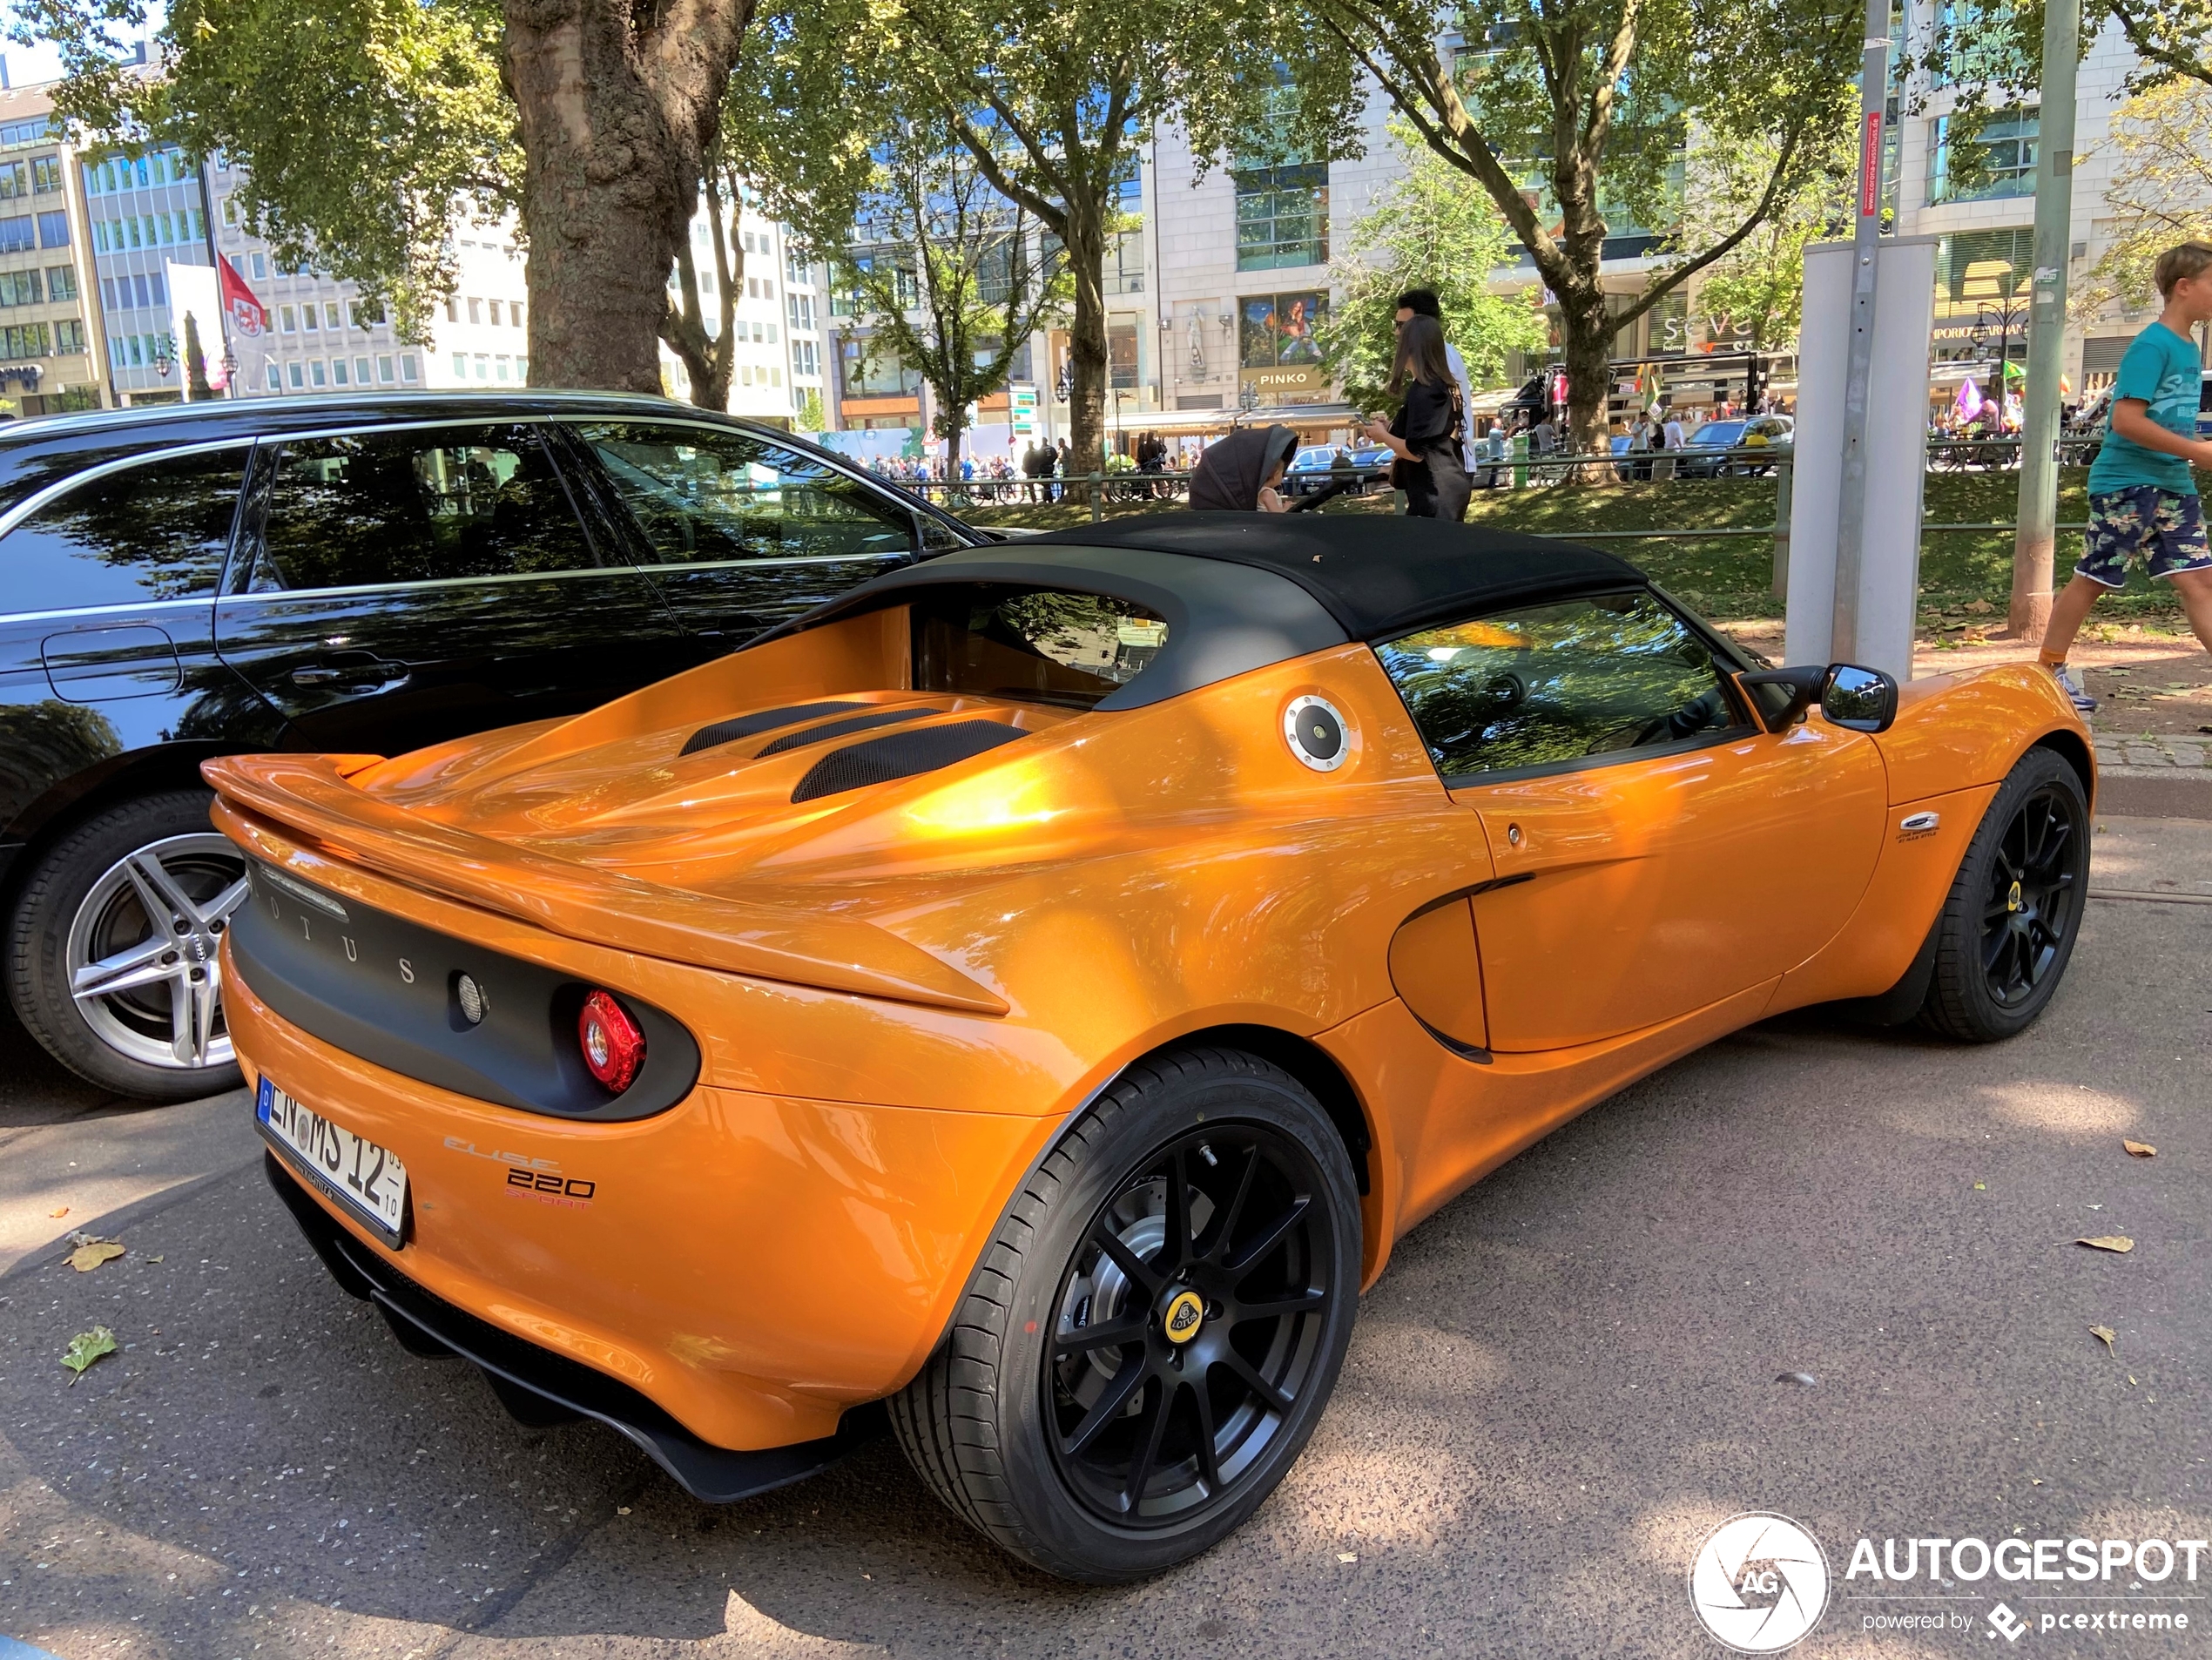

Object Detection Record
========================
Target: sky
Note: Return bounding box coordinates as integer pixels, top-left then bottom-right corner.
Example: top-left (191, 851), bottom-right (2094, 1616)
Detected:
top-left (1, 1), bottom-right (164, 90)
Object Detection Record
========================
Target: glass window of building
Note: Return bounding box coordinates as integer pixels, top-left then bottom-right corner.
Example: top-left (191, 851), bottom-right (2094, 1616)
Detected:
top-left (0, 323), bottom-right (51, 359)
top-left (266, 361), bottom-right (282, 391)
top-left (288, 361), bottom-right (304, 388)
top-left (401, 354), bottom-right (419, 381)
top-left (377, 354), bottom-right (395, 382)
top-left (54, 319), bottom-right (84, 354)
top-left (0, 215), bottom-right (35, 253)
top-left (1929, 108), bottom-right (2037, 204)
top-left (332, 358), bottom-right (349, 385)
top-left (30, 156), bottom-right (61, 192)
top-left (308, 360), bottom-right (326, 387)
top-left (324, 302), bottom-right (341, 329)
top-left (1233, 163), bottom-right (1328, 271)
top-left (0, 269), bottom-right (39, 306)
top-left (0, 161), bottom-right (24, 199)
top-left (46, 265), bottom-right (75, 301)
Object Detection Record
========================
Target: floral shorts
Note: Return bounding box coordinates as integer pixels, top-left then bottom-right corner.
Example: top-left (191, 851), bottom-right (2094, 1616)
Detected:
top-left (2076, 487), bottom-right (2212, 587)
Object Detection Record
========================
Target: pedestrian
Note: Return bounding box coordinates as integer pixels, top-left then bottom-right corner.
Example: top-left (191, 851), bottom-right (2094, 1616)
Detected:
top-left (1360, 314), bottom-right (1471, 522)
top-left (1055, 439), bottom-right (1072, 506)
top-left (2039, 241), bottom-right (2212, 714)
top-left (1189, 424), bottom-right (1297, 512)
top-left (1394, 288), bottom-right (1480, 483)
top-left (1629, 411), bottom-right (1653, 481)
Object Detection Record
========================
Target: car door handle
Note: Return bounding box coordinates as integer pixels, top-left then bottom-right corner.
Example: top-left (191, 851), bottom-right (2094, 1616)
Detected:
top-left (293, 654), bottom-right (409, 692)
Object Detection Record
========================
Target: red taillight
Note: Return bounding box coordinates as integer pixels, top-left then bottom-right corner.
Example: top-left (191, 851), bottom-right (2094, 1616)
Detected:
top-left (578, 990), bottom-right (644, 1093)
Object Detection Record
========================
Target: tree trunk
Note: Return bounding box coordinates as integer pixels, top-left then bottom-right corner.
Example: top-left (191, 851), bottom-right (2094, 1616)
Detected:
top-left (662, 179), bottom-right (740, 409)
top-left (1062, 213), bottom-right (1108, 471)
top-left (503, 0), bottom-right (753, 392)
top-left (1554, 280), bottom-right (1615, 465)
top-left (942, 416), bottom-right (965, 482)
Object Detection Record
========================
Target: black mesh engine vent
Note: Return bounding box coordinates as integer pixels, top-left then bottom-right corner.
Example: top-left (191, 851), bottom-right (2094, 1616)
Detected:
top-left (681, 702), bottom-right (870, 757)
top-left (755, 707), bottom-right (938, 758)
top-left (791, 720), bottom-right (1028, 804)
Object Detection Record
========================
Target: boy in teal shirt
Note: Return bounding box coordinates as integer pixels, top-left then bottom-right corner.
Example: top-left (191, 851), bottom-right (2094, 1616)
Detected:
top-left (2040, 242), bottom-right (2212, 713)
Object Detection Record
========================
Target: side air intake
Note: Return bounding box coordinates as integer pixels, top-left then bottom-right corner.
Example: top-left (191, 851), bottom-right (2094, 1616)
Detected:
top-left (791, 721), bottom-right (1027, 805)
top-left (680, 702), bottom-right (869, 757)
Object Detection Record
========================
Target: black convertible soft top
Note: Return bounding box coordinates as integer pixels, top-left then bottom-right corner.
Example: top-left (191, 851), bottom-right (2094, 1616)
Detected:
top-left (770, 512), bottom-right (1649, 710)
top-left (1017, 513), bottom-right (1639, 642)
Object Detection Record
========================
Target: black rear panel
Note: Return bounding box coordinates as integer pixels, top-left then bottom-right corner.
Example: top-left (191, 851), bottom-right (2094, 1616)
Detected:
top-left (679, 700), bottom-right (870, 756)
top-left (232, 860), bottom-right (698, 1119)
top-left (790, 720), bottom-right (1027, 804)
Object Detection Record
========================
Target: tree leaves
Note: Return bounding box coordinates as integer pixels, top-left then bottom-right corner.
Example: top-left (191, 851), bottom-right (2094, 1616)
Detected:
top-left (17, 0), bottom-right (516, 340)
top-left (61, 1326), bottom-right (118, 1384)
top-left (1314, 119), bottom-right (1547, 411)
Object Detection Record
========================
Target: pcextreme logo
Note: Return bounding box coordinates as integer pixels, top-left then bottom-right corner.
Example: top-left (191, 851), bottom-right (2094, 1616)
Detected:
top-left (1690, 1514), bottom-right (1831, 1653)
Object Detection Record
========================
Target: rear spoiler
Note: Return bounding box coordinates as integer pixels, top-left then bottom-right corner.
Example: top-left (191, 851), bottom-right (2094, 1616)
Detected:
top-left (202, 753), bottom-right (1008, 1016)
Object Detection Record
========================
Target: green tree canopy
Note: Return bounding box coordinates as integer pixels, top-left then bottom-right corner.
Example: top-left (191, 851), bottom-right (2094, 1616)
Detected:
top-left (15, 0), bottom-right (759, 390)
top-left (832, 120), bottom-right (1069, 474)
top-left (1314, 121), bottom-right (1546, 414)
top-left (1282, 0), bottom-right (1862, 458)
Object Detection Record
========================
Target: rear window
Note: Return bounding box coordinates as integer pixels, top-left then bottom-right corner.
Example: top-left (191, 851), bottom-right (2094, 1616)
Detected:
top-left (0, 448), bottom-right (244, 613)
top-left (911, 584), bottom-right (1168, 710)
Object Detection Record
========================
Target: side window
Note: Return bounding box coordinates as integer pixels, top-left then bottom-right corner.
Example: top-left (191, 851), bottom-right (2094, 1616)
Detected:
top-left (1376, 591), bottom-right (1746, 782)
top-left (1, 448), bottom-right (244, 611)
top-left (570, 421), bottom-right (918, 565)
top-left (251, 426), bottom-right (591, 592)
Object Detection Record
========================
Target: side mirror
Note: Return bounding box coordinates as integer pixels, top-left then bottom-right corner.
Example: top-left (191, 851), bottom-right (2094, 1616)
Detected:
top-left (1737, 664), bottom-right (1825, 732)
top-left (1821, 663), bottom-right (1898, 732)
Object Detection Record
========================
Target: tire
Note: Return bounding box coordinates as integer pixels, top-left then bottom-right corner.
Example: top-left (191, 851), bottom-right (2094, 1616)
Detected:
top-left (1917, 747), bottom-right (2089, 1043)
top-left (6, 788), bottom-right (248, 1102)
top-left (889, 1047), bottom-right (1362, 1582)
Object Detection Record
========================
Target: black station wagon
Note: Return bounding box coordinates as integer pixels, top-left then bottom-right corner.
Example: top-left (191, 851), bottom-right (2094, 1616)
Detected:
top-left (0, 392), bottom-right (980, 1101)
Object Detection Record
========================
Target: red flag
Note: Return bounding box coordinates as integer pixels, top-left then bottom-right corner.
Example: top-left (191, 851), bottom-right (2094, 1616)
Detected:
top-left (218, 258), bottom-right (267, 338)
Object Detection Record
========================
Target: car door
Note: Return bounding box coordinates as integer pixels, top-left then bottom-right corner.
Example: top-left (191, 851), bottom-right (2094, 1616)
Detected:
top-left (560, 419), bottom-right (926, 647)
top-left (1372, 590), bottom-right (1886, 1052)
top-left (214, 421), bottom-right (687, 758)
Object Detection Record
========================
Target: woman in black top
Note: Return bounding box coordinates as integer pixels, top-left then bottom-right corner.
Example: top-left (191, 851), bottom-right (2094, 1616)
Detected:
top-left (1359, 315), bottom-right (1471, 520)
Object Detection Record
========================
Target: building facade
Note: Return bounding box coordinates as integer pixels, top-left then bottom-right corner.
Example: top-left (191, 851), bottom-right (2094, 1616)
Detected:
top-left (657, 193), bottom-right (834, 428)
top-left (0, 85), bottom-right (100, 415)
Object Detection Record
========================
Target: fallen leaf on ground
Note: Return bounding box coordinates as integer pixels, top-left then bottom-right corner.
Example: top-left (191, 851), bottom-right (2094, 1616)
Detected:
top-left (2123, 1140), bottom-right (2157, 1157)
top-left (2078, 1237), bottom-right (2134, 1253)
top-left (61, 1326), bottom-right (117, 1383)
top-left (146, 1255), bottom-right (164, 1264)
top-left (48, 1205), bottom-right (68, 1218)
top-left (64, 1232), bottom-right (125, 1272)
top-left (1337, 1553), bottom-right (1359, 1564)
top-left (1964, 598), bottom-right (1993, 614)
top-left (2090, 1326), bottom-right (2116, 1351)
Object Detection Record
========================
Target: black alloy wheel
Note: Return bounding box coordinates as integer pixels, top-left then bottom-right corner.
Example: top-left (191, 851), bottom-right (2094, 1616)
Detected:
top-left (1045, 1124), bottom-right (1334, 1526)
top-left (1979, 780), bottom-right (2080, 1008)
top-left (1919, 746), bottom-right (2090, 1042)
top-left (889, 1048), bottom-right (1361, 1581)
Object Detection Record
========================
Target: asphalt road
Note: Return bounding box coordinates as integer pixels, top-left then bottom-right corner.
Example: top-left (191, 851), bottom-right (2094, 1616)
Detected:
top-left (3, 818), bottom-right (2209, 1660)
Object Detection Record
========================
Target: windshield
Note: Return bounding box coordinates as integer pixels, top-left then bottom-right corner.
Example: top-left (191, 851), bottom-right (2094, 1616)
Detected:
top-left (910, 584), bottom-right (1170, 710)
top-left (1688, 422), bottom-right (1745, 447)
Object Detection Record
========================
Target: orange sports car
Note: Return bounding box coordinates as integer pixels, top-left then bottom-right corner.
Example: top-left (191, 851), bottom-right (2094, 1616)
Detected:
top-left (205, 515), bottom-right (2094, 1581)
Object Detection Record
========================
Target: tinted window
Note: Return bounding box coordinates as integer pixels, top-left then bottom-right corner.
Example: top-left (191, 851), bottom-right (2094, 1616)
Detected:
top-left (0, 448), bottom-right (243, 612)
top-left (1377, 592), bottom-right (1743, 780)
top-left (912, 584), bottom-right (1168, 709)
top-left (572, 421), bottom-right (917, 565)
top-left (1689, 422), bottom-right (1744, 446)
top-left (253, 426), bottom-right (592, 591)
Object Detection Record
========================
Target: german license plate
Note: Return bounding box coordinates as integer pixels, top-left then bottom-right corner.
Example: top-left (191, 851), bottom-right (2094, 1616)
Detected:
top-left (257, 1076), bottom-right (408, 1240)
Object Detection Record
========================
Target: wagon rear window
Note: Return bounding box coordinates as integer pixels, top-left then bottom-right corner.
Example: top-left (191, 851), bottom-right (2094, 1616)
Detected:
top-left (911, 584), bottom-right (1168, 710)
top-left (1376, 591), bottom-right (1743, 780)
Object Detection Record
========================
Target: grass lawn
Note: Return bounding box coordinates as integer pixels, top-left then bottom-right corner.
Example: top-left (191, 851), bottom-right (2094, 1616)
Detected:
top-left (960, 467), bottom-right (2193, 636)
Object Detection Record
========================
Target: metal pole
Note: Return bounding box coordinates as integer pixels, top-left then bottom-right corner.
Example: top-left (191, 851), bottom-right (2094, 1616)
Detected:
top-left (1831, 0), bottom-right (1891, 662)
top-left (2009, 0), bottom-right (2080, 641)
top-left (1772, 455), bottom-right (1794, 599)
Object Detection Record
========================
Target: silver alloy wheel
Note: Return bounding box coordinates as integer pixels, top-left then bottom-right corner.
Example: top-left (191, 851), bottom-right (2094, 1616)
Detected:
top-left (65, 833), bottom-right (249, 1071)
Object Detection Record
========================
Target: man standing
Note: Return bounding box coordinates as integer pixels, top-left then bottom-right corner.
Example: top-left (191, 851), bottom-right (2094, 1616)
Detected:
top-left (1395, 289), bottom-right (1479, 514)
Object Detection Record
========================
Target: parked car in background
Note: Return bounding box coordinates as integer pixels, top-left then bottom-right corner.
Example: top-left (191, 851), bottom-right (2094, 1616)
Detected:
top-left (0, 392), bottom-right (977, 1102)
top-left (1675, 415), bottom-right (1794, 477)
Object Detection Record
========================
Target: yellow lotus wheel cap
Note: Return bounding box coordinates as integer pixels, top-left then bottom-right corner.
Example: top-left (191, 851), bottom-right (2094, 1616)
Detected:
top-left (2007, 879), bottom-right (2023, 913)
top-left (1163, 1288), bottom-right (1205, 1344)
